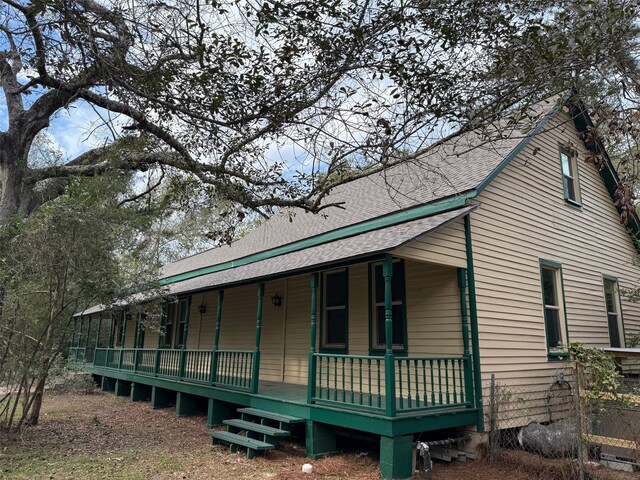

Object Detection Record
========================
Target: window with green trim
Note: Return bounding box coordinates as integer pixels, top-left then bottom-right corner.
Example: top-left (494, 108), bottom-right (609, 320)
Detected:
top-left (560, 146), bottom-right (581, 205)
top-left (604, 278), bottom-right (623, 348)
top-left (113, 312), bottom-right (124, 347)
top-left (321, 269), bottom-right (348, 350)
top-left (540, 263), bottom-right (568, 354)
top-left (371, 260), bottom-right (406, 352)
top-left (163, 299), bottom-right (189, 348)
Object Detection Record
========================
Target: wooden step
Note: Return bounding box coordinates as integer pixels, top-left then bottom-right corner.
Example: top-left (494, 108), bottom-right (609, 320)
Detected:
top-left (223, 419), bottom-right (290, 438)
top-left (237, 408), bottom-right (305, 424)
top-left (209, 431), bottom-right (274, 459)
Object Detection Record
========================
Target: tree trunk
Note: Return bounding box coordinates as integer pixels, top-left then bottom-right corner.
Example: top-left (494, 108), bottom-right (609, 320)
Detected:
top-left (0, 134), bottom-right (34, 224)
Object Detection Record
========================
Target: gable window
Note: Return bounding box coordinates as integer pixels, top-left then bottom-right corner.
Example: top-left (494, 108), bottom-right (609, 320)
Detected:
top-left (540, 261), bottom-right (568, 357)
top-left (604, 277), bottom-right (624, 348)
top-left (560, 146), bottom-right (581, 205)
top-left (370, 259), bottom-right (406, 353)
top-left (321, 269), bottom-right (348, 351)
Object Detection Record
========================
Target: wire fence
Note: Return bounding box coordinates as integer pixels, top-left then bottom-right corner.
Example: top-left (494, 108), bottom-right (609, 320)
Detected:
top-left (485, 365), bottom-right (640, 479)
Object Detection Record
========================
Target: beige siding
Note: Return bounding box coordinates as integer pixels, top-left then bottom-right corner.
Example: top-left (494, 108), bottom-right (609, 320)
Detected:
top-left (283, 275), bottom-right (313, 384)
top-left (394, 219), bottom-right (467, 268)
top-left (472, 109), bottom-right (640, 393)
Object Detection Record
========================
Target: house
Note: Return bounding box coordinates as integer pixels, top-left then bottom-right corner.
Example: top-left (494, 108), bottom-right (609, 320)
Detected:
top-left (70, 96), bottom-right (640, 479)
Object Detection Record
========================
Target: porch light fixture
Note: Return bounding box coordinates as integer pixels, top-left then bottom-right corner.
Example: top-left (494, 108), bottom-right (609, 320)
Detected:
top-left (198, 303), bottom-right (207, 315)
top-left (271, 293), bottom-right (282, 308)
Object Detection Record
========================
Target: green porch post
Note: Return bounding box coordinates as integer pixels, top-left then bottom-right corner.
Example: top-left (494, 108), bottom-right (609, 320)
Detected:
top-left (251, 283), bottom-right (265, 394)
top-left (457, 268), bottom-right (474, 407)
top-left (119, 310), bottom-right (128, 369)
top-left (307, 273), bottom-right (319, 404)
top-left (94, 314), bottom-right (103, 366)
top-left (83, 316), bottom-right (92, 362)
top-left (464, 214), bottom-right (484, 431)
top-left (95, 313), bottom-right (103, 349)
top-left (178, 299), bottom-right (191, 379)
top-left (210, 290), bottom-right (224, 385)
top-left (154, 303), bottom-right (165, 376)
top-left (383, 254), bottom-right (396, 417)
top-left (107, 310), bottom-right (115, 348)
top-left (133, 307), bottom-right (142, 371)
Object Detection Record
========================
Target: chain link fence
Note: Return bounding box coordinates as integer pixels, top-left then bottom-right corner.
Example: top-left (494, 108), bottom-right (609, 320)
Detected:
top-left (484, 365), bottom-right (640, 479)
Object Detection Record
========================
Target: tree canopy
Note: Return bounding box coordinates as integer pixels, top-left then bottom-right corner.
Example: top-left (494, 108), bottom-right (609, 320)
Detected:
top-left (2, 0), bottom-right (639, 228)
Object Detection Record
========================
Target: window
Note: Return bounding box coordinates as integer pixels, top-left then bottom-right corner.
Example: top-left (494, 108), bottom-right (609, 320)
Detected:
top-left (540, 261), bottom-right (568, 356)
top-left (113, 312), bottom-right (124, 347)
top-left (321, 269), bottom-right (348, 351)
top-left (371, 259), bottom-right (406, 353)
top-left (604, 278), bottom-right (624, 348)
top-left (162, 299), bottom-right (189, 348)
top-left (560, 146), bottom-right (581, 205)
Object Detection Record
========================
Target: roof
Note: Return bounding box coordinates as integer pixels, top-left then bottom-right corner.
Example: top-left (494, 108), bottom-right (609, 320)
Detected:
top-left (77, 205), bottom-right (475, 315)
top-left (161, 99), bottom-right (562, 284)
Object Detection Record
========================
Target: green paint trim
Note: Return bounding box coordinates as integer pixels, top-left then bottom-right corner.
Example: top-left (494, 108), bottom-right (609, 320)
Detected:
top-left (308, 273), bottom-right (319, 404)
top-left (570, 102), bottom-right (640, 254)
top-left (159, 194), bottom-right (474, 286)
top-left (464, 215), bottom-right (484, 432)
top-left (538, 259), bottom-right (570, 360)
top-left (368, 259), bottom-right (408, 356)
top-left (318, 268), bottom-right (349, 354)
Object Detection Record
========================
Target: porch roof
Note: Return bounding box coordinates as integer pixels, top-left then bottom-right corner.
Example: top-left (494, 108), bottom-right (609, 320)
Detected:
top-left (78, 205), bottom-right (474, 315)
top-left (166, 204), bottom-right (476, 295)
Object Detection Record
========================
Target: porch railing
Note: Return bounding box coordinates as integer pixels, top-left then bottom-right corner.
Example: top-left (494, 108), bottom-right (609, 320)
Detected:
top-left (212, 349), bottom-right (254, 391)
top-left (92, 347), bottom-right (255, 392)
top-left (394, 356), bottom-right (471, 411)
top-left (312, 354), bottom-right (385, 412)
top-left (311, 353), bottom-right (472, 414)
top-left (68, 347), bottom-right (87, 363)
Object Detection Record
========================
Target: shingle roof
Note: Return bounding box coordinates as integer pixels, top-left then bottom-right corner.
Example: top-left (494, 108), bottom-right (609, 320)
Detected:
top-left (77, 205), bottom-right (476, 315)
top-left (160, 113), bottom-right (544, 280)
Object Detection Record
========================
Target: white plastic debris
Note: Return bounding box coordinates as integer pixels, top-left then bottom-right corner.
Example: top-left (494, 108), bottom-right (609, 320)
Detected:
top-left (302, 463), bottom-right (313, 474)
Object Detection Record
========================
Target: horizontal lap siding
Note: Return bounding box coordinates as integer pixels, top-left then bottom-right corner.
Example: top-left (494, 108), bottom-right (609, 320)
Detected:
top-left (284, 274), bottom-right (313, 384)
top-left (406, 262), bottom-right (464, 356)
top-left (394, 220), bottom-right (467, 268)
top-left (473, 110), bottom-right (640, 396)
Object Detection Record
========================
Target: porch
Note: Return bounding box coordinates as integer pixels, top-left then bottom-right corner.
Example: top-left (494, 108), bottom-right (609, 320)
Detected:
top-left (74, 236), bottom-right (484, 478)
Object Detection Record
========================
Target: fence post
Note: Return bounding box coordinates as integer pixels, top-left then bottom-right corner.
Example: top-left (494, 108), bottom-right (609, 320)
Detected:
top-left (489, 373), bottom-right (497, 462)
top-left (574, 363), bottom-right (585, 480)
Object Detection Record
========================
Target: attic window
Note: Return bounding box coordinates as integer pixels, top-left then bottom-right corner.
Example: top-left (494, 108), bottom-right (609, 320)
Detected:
top-left (559, 145), bottom-right (581, 206)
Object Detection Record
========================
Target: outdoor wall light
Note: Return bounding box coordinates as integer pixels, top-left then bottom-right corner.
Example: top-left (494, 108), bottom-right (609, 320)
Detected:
top-left (271, 293), bottom-right (283, 308)
top-left (198, 303), bottom-right (207, 315)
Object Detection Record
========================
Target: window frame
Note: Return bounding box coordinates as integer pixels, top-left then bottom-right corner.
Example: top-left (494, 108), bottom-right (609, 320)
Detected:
top-left (320, 268), bottom-right (349, 353)
top-left (162, 297), bottom-right (190, 349)
top-left (539, 259), bottom-right (570, 360)
top-left (558, 143), bottom-right (582, 208)
top-left (368, 259), bottom-right (407, 356)
top-left (603, 275), bottom-right (626, 348)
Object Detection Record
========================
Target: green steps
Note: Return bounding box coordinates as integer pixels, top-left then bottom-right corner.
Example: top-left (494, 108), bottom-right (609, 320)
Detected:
top-left (210, 408), bottom-right (303, 459)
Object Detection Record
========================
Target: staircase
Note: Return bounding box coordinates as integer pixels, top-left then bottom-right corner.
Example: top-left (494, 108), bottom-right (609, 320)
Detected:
top-left (209, 407), bottom-right (305, 458)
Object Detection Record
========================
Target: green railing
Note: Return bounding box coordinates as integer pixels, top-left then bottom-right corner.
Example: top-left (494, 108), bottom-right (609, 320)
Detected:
top-left (92, 347), bottom-right (254, 392)
top-left (394, 356), bottom-right (471, 412)
top-left (311, 353), bottom-right (472, 415)
top-left (94, 348), bottom-right (107, 366)
top-left (183, 350), bottom-right (212, 384)
top-left (212, 349), bottom-right (254, 391)
top-left (157, 349), bottom-right (181, 377)
top-left (135, 348), bottom-right (156, 374)
top-left (120, 349), bottom-right (135, 371)
top-left (68, 347), bottom-right (87, 363)
top-left (312, 354), bottom-right (385, 412)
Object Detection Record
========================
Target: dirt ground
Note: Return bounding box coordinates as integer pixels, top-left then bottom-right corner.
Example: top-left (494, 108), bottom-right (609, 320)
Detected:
top-left (0, 390), bottom-right (637, 479)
